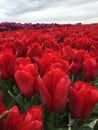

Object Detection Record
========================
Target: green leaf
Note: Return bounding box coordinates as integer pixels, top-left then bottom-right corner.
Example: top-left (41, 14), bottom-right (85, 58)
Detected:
top-left (74, 128), bottom-right (91, 130)
top-left (0, 110), bottom-right (9, 121)
top-left (54, 128), bottom-right (67, 130)
top-left (8, 90), bottom-right (26, 112)
top-left (82, 119), bottom-right (98, 130)
top-left (7, 92), bottom-right (22, 109)
top-left (0, 79), bottom-right (14, 108)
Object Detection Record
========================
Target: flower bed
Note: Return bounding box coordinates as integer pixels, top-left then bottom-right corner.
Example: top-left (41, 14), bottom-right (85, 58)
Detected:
top-left (0, 22), bottom-right (65, 32)
top-left (0, 23), bottom-right (98, 130)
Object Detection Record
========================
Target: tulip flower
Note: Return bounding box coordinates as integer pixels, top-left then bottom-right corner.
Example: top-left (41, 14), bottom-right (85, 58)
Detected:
top-left (82, 57), bottom-right (98, 80)
top-left (74, 37), bottom-right (91, 50)
top-left (4, 106), bottom-right (23, 130)
top-left (0, 102), bottom-right (7, 116)
top-left (15, 63), bottom-right (39, 98)
top-left (27, 42), bottom-right (42, 61)
top-left (14, 40), bottom-right (27, 57)
top-left (0, 102), bottom-right (7, 130)
top-left (0, 50), bottom-right (16, 79)
top-left (0, 104), bottom-right (42, 130)
top-left (35, 51), bottom-right (60, 76)
top-left (38, 68), bottom-right (71, 112)
top-left (60, 45), bottom-right (74, 63)
top-left (20, 106), bottom-right (42, 130)
top-left (69, 49), bottom-right (87, 75)
top-left (69, 81), bottom-right (98, 119)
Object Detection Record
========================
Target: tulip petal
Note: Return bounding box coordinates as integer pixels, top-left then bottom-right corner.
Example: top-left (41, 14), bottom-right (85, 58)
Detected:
top-left (20, 120), bottom-right (42, 130)
top-left (23, 106), bottom-right (42, 122)
top-left (15, 70), bottom-right (34, 98)
top-left (81, 89), bottom-right (98, 118)
top-left (69, 88), bottom-right (84, 119)
top-left (5, 106), bottom-right (23, 130)
top-left (53, 76), bottom-right (70, 112)
top-left (38, 76), bottom-right (52, 111)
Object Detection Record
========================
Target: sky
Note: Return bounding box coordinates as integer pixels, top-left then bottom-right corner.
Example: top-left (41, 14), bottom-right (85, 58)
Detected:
top-left (0, 0), bottom-right (98, 24)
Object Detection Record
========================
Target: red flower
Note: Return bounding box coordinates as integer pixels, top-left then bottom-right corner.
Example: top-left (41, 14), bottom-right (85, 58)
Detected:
top-left (0, 50), bottom-right (16, 79)
top-left (0, 102), bottom-right (7, 130)
top-left (82, 57), bottom-right (98, 80)
top-left (20, 106), bottom-right (42, 130)
top-left (45, 60), bottom-right (69, 74)
top-left (70, 49), bottom-right (87, 75)
top-left (38, 68), bottom-right (70, 112)
top-left (14, 39), bottom-right (27, 57)
top-left (15, 62), bottom-right (39, 98)
top-left (4, 106), bottom-right (23, 130)
top-left (0, 102), bottom-right (7, 116)
top-left (0, 105), bottom-right (42, 130)
top-left (60, 45), bottom-right (74, 63)
top-left (27, 42), bottom-right (42, 61)
top-left (15, 57), bottom-right (32, 67)
top-left (69, 81), bottom-right (98, 119)
top-left (74, 37), bottom-right (91, 50)
top-left (35, 51), bottom-right (60, 76)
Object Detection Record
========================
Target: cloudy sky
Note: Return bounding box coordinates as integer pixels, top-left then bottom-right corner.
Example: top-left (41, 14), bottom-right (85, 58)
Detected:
top-left (0, 0), bottom-right (98, 24)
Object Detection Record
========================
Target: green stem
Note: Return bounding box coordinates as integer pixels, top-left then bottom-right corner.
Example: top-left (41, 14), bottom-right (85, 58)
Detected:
top-left (72, 119), bottom-right (79, 129)
top-left (48, 112), bottom-right (55, 130)
top-left (68, 114), bottom-right (71, 130)
top-left (71, 74), bottom-right (74, 85)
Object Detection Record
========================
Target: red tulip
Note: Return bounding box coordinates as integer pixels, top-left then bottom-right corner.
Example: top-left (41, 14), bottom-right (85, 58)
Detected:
top-left (15, 57), bottom-right (32, 67)
top-left (61, 45), bottom-right (74, 63)
top-left (0, 102), bottom-right (7, 130)
top-left (74, 37), bottom-right (91, 50)
top-left (15, 63), bottom-right (39, 98)
top-left (20, 106), bottom-right (42, 130)
top-left (69, 49), bottom-right (87, 75)
top-left (69, 81), bottom-right (98, 119)
top-left (4, 106), bottom-right (23, 130)
top-left (0, 102), bottom-right (7, 116)
top-left (0, 50), bottom-right (16, 79)
top-left (0, 105), bottom-right (42, 130)
top-left (82, 57), bottom-right (98, 80)
top-left (14, 40), bottom-right (27, 57)
top-left (27, 42), bottom-right (42, 61)
top-left (45, 59), bottom-right (69, 74)
top-left (38, 68), bottom-right (70, 112)
top-left (35, 51), bottom-right (59, 76)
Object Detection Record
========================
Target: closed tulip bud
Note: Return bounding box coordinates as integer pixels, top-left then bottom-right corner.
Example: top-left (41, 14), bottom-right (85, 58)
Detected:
top-left (38, 68), bottom-right (71, 112)
top-left (15, 63), bottom-right (39, 98)
top-left (69, 81), bottom-right (98, 119)
top-left (82, 57), bottom-right (98, 80)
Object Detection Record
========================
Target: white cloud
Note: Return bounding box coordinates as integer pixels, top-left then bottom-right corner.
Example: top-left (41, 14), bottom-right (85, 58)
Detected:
top-left (0, 0), bottom-right (98, 23)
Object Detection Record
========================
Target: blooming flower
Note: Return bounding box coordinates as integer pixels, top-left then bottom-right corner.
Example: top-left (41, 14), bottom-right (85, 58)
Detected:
top-left (0, 104), bottom-right (42, 130)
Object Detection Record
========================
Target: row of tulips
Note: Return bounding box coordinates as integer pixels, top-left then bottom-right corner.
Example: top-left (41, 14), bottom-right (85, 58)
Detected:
top-left (0, 23), bottom-right (98, 130)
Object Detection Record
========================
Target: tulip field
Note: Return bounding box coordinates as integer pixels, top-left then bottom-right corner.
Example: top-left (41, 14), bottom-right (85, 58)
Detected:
top-left (0, 22), bottom-right (98, 130)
